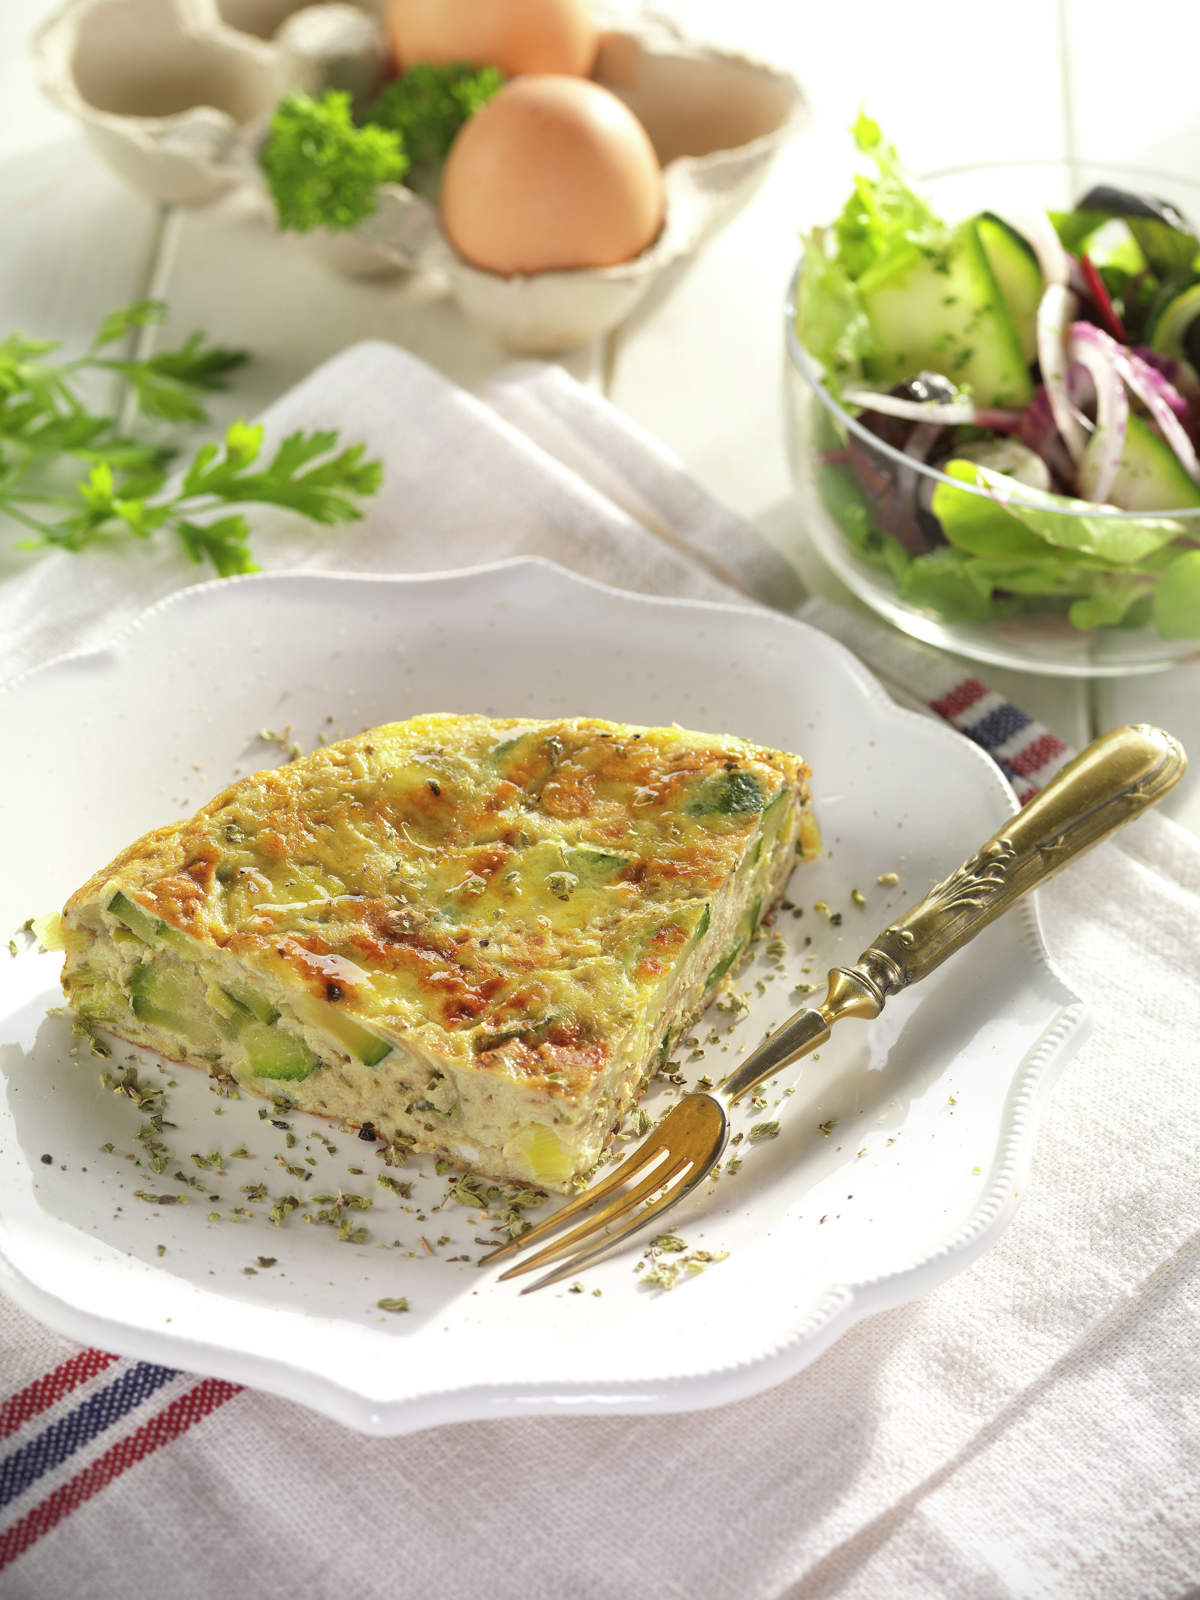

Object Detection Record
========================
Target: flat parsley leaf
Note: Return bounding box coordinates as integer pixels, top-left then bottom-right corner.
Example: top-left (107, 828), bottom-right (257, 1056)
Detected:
top-left (0, 303), bottom-right (382, 574)
top-left (182, 423), bottom-right (383, 524)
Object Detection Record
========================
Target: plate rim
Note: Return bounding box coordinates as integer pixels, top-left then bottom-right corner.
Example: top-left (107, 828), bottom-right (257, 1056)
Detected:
top-left (0, 558), bottom-right (1090, 1433)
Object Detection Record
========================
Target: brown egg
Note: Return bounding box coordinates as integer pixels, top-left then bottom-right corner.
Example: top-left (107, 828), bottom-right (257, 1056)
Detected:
top-left (440, 76), bottom-right (664, 276)
top-left (387, 0), bottom-right (597, 78)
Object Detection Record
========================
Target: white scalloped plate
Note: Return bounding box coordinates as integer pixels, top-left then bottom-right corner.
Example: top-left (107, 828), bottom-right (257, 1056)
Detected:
top-left (0, 560), bottom-right (1087, 1434)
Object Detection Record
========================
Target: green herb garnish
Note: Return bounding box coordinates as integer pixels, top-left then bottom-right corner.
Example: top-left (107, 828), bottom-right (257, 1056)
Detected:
top-left (261, 91), bottom-right (409, 233)
top-left (365, 63), bottom-right (503, 167)
top-left (0, 301), bottom-right (382, 575)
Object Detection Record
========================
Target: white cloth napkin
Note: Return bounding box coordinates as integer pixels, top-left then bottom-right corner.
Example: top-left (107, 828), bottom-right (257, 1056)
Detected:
top-left (2, 342), bottom-right (1198, 1599)
top-left (0, 342), bottom-right (795, 682)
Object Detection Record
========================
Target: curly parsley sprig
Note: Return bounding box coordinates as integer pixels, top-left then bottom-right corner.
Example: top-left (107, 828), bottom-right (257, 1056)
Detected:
top-left (0, 300), bottom-right (383, 575)
top-left (260, 67), bottom-right (504, 234)
top-left (261, 90), bottom-right (410, 233)
top-left (365, 63), bottom-right (504, 167)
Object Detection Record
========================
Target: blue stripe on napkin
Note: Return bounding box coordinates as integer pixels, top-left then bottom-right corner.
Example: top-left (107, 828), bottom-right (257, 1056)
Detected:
top-left (0, 1362), bottom-right (178, 1509)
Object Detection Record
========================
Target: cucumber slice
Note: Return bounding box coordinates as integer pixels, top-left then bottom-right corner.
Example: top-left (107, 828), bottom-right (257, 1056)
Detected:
top-left (291, 994), bottom-right (393, 1065)
top-left (71, 970), bottom-right (124, 1023)
top-left (976, 214), bottom-right (1041, 362)
top-left (346, 1022), bottom-right (393, 1067)
top-left (222, 984), bottom-right (281, 1026)
top-left (108, 891), bottom-right (165, 943)
top-left (563, 847), bottom-right (628, 884)
top-left (686, 770), bottom-right (765, 819)
top-left (705, 938), bottom-right (743, 988)
top-left (108, 891), bottom-right (192, 956)
top-left (752, 788), bottom-right (792, 862)
top-left (323, 1008), bottom-right (393, 1067)
top-left (129, 961), bottom-right (195, 1030)
top-left (241, 1021), bottom-right (319, 1082)
top-left (858, 221), bottom-right (1033, 408)
top-left (1149, 282), bottom-right (1200, 370)
top-left (1109, 413), bottom-right (1200, 512)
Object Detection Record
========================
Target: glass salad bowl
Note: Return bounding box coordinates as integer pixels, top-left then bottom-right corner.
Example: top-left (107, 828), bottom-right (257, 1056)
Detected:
top-left (784, 159), bottom-right (1200, 677)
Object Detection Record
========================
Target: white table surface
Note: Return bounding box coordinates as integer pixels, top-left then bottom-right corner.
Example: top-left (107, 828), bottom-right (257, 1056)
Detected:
top-left (2, 0), bottom-right (1197, 829)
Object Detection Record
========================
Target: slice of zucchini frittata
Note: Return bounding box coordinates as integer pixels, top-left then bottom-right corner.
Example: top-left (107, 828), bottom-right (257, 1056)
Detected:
top-left (59, 714), bottom-right (817, 1191)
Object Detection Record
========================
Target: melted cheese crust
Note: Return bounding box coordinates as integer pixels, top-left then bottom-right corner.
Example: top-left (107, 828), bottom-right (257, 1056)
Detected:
top-left (61, 714), bottom-right (815, 1189)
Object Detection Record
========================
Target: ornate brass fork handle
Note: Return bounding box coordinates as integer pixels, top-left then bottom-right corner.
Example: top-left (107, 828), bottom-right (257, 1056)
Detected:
top-left (484, 725), bottom-right (1186, 1292)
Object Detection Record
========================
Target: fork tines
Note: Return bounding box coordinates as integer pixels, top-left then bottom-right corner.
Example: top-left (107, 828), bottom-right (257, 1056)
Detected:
top-left (480, 1119), bottom-right (707, 1292)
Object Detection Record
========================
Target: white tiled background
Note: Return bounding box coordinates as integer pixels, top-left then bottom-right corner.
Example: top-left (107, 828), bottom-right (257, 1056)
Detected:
top-left (2, 0), bottom-right (1197, 825)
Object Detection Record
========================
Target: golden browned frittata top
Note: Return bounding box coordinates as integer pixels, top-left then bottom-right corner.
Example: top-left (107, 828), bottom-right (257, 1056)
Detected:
top-left (68, 714), bottom-right (811, 1090)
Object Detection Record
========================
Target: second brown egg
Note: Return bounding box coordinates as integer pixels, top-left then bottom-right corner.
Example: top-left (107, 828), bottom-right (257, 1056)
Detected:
top-left (440, 76), bottom-right (665, 276)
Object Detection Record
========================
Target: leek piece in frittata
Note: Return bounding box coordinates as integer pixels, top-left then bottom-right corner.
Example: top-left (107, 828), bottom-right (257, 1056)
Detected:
top-left (59, 714), bottom-right (817, 1191)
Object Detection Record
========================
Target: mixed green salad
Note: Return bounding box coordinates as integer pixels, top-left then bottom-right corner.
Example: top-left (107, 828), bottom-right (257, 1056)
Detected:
top-left (795, 117), bottom-right (1200, 640)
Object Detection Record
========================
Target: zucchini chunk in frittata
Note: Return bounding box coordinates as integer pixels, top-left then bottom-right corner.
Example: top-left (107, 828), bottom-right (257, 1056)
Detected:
top-left (59, 714), bottom-right (817, 1191)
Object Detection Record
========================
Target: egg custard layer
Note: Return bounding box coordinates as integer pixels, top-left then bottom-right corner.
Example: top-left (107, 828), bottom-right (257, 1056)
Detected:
top-left (60, 714), bottom-right (816, 1192)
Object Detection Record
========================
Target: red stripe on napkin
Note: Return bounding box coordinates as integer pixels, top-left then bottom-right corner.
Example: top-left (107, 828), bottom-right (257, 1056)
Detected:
top-left (1007, 731), bottom-right (1069, 777)
top-left (0, 1352), bottom-right (121, 1442)
top-left (929, 678), bottom-right (989, 721)
top-left (0, 1377), bottom-right (241, 1573)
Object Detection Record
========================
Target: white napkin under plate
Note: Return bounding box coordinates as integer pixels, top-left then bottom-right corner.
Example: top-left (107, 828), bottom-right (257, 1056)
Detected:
top-left (1, 342), bottom-right (1197, 1599)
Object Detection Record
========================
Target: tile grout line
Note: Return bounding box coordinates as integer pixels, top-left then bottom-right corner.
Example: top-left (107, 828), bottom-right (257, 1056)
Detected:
top-left (1057, 0), bottom-right (1096, 740)
top-left (1056, 0), bottom-right (1080, 199)
top-left (118, 204), bottom-right (179, 432)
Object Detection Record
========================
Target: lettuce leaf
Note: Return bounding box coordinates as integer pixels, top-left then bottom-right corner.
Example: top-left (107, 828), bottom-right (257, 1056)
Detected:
top-left (932, 461), bottom-right (1188, 565)
top-left (795, 234), bottom-right (872, 385)
top-left (794, 113), bottom-right (951, 389)
top-left (1153, 550), bottom-right (1200, 638)
top-left (898, 547), bottom-right (998, 621)
top-left (902, 461), bottom-right (1198, 635)
top-left (832, 113), bottom-right (946, 282)
top-left (1068, 576), bottom-right (1154, 631)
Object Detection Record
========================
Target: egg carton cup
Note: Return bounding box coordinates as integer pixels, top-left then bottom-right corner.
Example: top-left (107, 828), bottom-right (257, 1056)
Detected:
top-left (32, 0), bottom-right (805, 351)
top-left (33, 0), bottom-right (389, 204)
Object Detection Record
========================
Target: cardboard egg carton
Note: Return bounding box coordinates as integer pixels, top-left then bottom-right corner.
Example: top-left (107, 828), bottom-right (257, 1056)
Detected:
top-left (33, 0), bottom-right (805, 351)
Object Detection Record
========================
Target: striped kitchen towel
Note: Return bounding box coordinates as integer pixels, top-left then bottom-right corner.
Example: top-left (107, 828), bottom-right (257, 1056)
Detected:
top-left (801, 596), bottom-right (1073, 803)
top-left (0, 1324), bottom-right (239, 1574)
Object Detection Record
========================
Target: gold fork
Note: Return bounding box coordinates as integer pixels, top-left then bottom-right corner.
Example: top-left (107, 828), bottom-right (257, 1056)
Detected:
top-left (483, 725), bottom-right (1186, 1293)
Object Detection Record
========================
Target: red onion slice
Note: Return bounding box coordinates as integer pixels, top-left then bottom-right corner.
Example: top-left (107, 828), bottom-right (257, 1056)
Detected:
top-left (1119, 349), bottom-right (1200, 483)
top-left (993, 208), bottom-right (1071, 289)
top-left (998, 211), bottom-right (1088, 462)
top-left (1067, 323), bottom-right (1128, 502)
top-left (1038, 283), bottom-right (1088, 462)
top-left (1017, 385), bottom-right (1078, 486)
top-left (1067, 320), bottom-right (1200, 493)
top-left (841, 388), bottom-right (994, 427)
top-left (1124, 348), bottom-right (1192, 418)
top-left (1132, 345), bottom-right (1200, 403)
